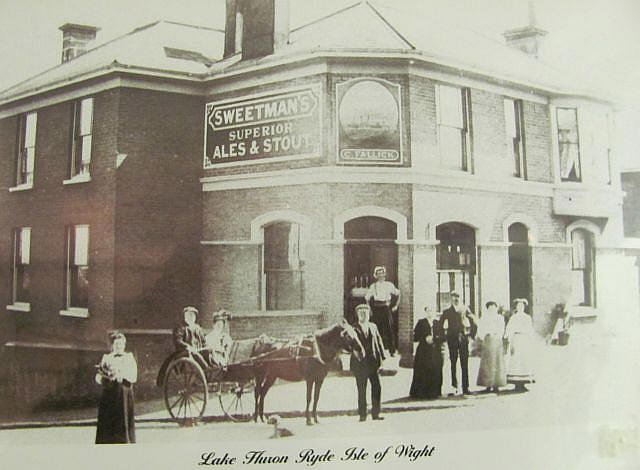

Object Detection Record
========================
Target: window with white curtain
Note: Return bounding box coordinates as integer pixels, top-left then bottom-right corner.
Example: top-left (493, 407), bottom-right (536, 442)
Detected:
top-left (15, 112), bottom-right (37, 186)
top-left (70, 97), bottom-right (94, 178)
top-left (65, 225), bottom-right (90, 310)
top-left (11, 227), bottom-right (31, 306)
top-left (557, 108), bottom-right (581, 182)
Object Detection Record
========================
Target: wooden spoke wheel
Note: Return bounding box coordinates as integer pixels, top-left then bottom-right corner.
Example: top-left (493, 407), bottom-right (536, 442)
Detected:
top-left (164, 357), bottom-right (208, 422)
top-left (218, 379), bottom-right (255, 422)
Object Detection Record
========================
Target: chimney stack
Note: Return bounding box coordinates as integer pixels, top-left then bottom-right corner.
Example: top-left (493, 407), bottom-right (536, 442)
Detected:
top-left (59, 23), bottom-right (100, 63)
top-left (503, 1), bottom-right (547, 58)
top-left (224, 0), bottom-right (290, 60)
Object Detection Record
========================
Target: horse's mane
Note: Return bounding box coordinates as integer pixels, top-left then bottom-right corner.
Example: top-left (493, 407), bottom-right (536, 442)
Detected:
top-left (313, 323), bottom-right (346, 343)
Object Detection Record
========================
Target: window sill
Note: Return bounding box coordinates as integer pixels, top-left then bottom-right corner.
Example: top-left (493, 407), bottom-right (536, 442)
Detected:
top-left (8, 183), bottom-right (33, 192)
top-left (59, 308), bottom-right (90, 318)
top-left (7, 302), bottom-right (31, 312)
top-left (63, 174), bottom-right (91, 185)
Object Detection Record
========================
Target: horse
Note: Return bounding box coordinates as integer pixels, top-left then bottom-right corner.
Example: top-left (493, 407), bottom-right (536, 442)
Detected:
top-left (251, 320), bottom-right (365, 426)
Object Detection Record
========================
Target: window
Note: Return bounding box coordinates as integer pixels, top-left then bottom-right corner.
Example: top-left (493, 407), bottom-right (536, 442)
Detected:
top-left (435, 222), bottom-right (476, 312)
top-left (64, 225), bottom-right (90, 312)
top-left (571, 229), bottom-right (594, 306)
top-left (436, 85), bottom-right (472, 171)
top-left (11, 227), bottom-right (31, 308)
top-left (70, 97), bottom-right (93, 178)
top-left (504, 98), bottom-right (526, 178)
top-left (263, 222), bottom-right (303, 310)
top-left (15, 112), bottom-right (37, 186)
top-left (557, 108), bottom-right (581, 182)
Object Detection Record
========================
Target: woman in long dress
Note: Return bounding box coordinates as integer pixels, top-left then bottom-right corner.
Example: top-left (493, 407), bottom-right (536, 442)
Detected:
top-left (95, 331), bottom-right (137, 444)
top-left (476, 301), bottom-right (507, 392)
top-left (410, 307), bottom-right (444, 399)
top-left (505, 298), bottom-right (535, 392)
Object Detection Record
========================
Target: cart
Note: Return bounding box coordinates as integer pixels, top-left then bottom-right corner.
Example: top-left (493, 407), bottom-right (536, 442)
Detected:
top-left (160, 338), bottom-right (260, 423)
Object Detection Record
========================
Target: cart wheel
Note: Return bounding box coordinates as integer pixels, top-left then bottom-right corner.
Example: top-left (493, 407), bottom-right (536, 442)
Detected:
top-left (218, 379), bottom-right (256, 422)
top-left (164, 357), bottom-right (208, 422)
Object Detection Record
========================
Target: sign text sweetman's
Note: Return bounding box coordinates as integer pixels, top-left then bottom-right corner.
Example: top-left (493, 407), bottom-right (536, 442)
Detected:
top-left (204, 86), bottom-right (321, 167)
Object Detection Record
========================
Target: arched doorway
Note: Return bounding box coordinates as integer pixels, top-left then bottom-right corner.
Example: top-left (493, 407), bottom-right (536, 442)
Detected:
top-left (344, 216), bottom-right (398, 327)
top-left (436, 222), bottom-right (476, 312)
top-left (508, 222), bottom-right (532, 307)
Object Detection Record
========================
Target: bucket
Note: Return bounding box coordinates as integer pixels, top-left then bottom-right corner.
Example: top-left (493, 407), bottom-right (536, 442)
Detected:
top-left (558, 331), bottom-right (570, 346)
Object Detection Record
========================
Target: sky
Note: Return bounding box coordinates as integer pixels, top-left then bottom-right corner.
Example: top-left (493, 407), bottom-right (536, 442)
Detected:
top-left (0, 0), bottom-right (638, 167)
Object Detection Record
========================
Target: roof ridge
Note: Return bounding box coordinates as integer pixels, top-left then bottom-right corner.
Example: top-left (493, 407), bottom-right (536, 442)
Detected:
top-left (365, 1), bottom-right (415, 50)
top-left (290, 1), bottom-right (362, 33)
top-left (161, 19), bottom-right (224, 33)
top-left (0, 21), bottom-right (164, 95)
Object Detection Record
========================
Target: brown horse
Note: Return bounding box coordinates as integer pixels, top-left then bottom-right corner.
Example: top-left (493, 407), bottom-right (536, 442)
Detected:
top-left (251, 321), bottom-right (364, 425)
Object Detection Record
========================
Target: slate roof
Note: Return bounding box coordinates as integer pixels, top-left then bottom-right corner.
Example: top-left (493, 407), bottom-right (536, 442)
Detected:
top-left (0, 1), bottom-right (609, 105)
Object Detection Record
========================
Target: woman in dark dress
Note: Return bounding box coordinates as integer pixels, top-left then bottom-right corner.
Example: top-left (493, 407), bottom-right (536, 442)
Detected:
top-left (95, 331), bottom-right (137, 444)
top-left (410, 307), bottom-right (444, 399)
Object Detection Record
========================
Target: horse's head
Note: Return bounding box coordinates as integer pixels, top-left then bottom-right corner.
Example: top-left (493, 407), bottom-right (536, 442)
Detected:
top-left (338, 320), bottom-right (365, 361)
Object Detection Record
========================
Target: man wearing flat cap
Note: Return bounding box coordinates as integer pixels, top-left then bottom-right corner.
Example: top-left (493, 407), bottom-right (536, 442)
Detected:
top-left (441, 292), bottom-right (477, 395)
top-left (365, 266), bottom-right (400, 356)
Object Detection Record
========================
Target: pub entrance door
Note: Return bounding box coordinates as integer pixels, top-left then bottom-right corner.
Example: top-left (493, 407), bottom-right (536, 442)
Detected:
top-left (344, 217), bottom-right (398, 331)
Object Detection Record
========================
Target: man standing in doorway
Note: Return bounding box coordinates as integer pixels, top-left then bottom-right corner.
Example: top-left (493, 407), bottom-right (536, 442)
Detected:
top-left (365, 266), bottom-right (400, 356)
top-left (441, 292), bottom-right (477, 395)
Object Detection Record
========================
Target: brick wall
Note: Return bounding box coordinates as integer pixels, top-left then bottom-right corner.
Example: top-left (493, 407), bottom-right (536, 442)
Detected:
top-left (523, 101), bottom-right (553, 183)
top-left (408, 75), bottom-right (437, 168)
top-left (114, 88), bottom-right (203, 330)
top-left (0, 346), bottom-right (105, 418)
top-left (0, 90), bottom-right (119, 346)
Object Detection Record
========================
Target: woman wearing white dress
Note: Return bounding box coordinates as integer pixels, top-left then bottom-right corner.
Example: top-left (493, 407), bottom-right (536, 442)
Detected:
top-left (505, 298), bottom-right (535, 392)
top-left (95, 331), bottom-right (137, 444)
top-left (476, 301), bottom-right (507, 392)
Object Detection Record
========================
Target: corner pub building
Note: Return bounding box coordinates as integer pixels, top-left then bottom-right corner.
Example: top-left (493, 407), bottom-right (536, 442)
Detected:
top-left (0, 1), bottom-right (636, 414)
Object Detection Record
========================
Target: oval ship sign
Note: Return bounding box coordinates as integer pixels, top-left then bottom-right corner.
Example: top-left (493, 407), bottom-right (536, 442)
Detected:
top-left (204, 86), bottom-right (322, 168)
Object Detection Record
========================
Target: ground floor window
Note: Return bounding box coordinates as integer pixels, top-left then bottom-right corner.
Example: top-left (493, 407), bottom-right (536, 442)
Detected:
top-left (65, 225), bottom-right (90, 310)
top-left (263, 222), bottom-right (303, 310)
top-left (571, 228), bottom-right (595, 306)
top-left (12, 227), bottom-right (31, 305)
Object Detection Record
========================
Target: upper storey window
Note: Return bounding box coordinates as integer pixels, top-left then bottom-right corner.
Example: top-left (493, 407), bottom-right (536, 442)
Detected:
top-left (557, 107), bottom-right (581, 182)
top-left (504, 98), bottom-right (526, 179)
top-left (15, 112), bottom-right (37, 187)
top-left (436, 85), bottom-right (472, 172)
top-left (69, 97), bottom-right (94, 179)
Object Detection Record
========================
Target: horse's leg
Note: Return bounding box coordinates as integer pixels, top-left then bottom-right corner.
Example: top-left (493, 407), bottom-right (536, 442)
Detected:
top-left (259, 374), bottom-right (277, 422)
top-left (312, 376), bottom-right (326, 424)
top-left (305, 379), bottom-right (314, 426)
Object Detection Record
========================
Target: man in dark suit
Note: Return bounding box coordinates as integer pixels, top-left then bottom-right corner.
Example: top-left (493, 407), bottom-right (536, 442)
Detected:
top-left (441, 292), bottom-right (477, 395)
top-left (350, 303), bottom-right (386, 421)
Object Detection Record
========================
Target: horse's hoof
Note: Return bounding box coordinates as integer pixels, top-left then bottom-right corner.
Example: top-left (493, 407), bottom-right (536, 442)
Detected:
top-left (306, 420), bottom-right (313, 426)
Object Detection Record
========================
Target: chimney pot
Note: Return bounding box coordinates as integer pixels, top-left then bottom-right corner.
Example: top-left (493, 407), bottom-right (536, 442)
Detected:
top-left (59, 23), bottom-right (100, 63)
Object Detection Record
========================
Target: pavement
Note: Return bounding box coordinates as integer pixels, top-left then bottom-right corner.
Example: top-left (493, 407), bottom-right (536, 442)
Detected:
top-left (1, 322), bottom-right (638, 446)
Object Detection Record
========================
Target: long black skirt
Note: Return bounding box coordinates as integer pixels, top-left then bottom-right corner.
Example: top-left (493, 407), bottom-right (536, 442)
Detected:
top-left (410, 342), bottom-right (443, 399)
top-left (96, 380), bottom-right (136, 444)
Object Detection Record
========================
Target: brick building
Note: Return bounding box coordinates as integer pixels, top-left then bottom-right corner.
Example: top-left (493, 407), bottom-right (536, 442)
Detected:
top-left (0, 1), bottom-right (635, 414)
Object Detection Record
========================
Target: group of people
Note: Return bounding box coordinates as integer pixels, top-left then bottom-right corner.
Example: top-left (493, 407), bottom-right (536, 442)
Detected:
top-left (92, 265), bottom-right (537, 440)
top-left (94, 306), bottom-right (234, 444)
top-left (410, 295), bottom-right (535, 400)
